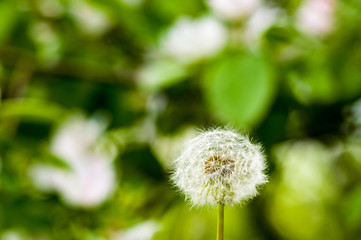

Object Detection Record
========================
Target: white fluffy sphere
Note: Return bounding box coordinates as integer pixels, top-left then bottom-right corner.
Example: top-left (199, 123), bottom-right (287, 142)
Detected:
top-left (172, 128), bottom-right (267, 206)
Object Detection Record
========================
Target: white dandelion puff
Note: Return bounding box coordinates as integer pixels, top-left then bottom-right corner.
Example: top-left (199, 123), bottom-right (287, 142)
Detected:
top-left (171, 128), bottom-right (267, 206)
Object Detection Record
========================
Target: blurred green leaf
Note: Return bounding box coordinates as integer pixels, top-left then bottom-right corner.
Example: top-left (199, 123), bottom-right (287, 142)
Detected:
top-left (203, 53), bottom-right (276, 128)
top-left (138, 60), bottom-right (189, 91)
top-left (342, 185), bottom-right (361, 230)
top-left (0, 99), bottom-right (64, 121)
top-left (288, 68), bottom-right (336, 105)
top-left (143, 0), bottom-right (204, 23)
top-left (0, 0), bottom-right (17, 43)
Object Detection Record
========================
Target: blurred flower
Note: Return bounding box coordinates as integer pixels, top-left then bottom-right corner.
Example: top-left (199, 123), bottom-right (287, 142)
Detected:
top-left (349, 99), bottom-right (361, 125)
top-left (1, 231), bottom-right (47, 240)
top-left (268, 140), bottom-right (340, 239)
top-left (296, 0), bottom-right (335, 36)
top-left (244, 7), bottom-right (282, 47)
top-left (36, 0), bottom-right (64, 18)
top-left (152, 126), bottom-right (197, 168)
top-left (29, 114), bottom-right (116, 208)
top-left (50, 114), bottom-right (107, 165)
top-left (29, 21), bottom-right (62, 66)
top-left (344, 98), bottom-right (361, 138)
top-left (119, 0), bottom-right (143, 7)
top-left (112, 221), bottom-right (160, 240)
top-left (136, 59), bottom-right (188, 91)
top-left (343, 98), bottom-right (361, 163)
top-left (273, 140), bottom-right (338, 202)
top-left (1, 231), bottom-right (22, 240)
top-left (207, 0), bottom-right (261, 20)
top-left (161, 16), bottom-right (227, 63)
top-left (69, 0), bottom-right (112, 36)
top-left (172, 128), bottom-right (267, 206)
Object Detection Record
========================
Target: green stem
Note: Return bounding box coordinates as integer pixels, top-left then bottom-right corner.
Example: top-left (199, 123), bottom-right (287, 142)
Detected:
top-left (217, 202), bottom-right (224, 240)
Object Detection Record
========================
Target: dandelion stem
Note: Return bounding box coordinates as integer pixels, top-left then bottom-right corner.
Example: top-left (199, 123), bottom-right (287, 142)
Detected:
top-left (217, 202), bottom-right (224, 240)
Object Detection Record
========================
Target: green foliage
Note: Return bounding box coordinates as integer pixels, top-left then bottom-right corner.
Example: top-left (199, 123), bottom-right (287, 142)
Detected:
top-left (1, 0), bottom-right (361, 239)
top-left (0, 0), bottom-right (17, 43)
top-left (204, 53), bottom-right (275, 128)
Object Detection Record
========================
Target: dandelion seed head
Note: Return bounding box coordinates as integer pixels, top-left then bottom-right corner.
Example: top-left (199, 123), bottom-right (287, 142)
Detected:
top-left (171, 128), bottom-right (267, 206)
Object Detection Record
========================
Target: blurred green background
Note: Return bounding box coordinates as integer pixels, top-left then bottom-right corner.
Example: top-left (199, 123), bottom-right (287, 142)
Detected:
top-left (1, 0), bottom-right (361, 239)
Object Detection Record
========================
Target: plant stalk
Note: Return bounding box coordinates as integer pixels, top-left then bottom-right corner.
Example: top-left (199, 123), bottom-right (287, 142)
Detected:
top-left (217, 202), bottom-right (224, 240)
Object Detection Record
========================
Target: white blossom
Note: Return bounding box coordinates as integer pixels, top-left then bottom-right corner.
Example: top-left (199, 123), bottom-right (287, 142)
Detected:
top-left (273, 140), bottom-right (339, 202)
top-left (69, 0), bottom-right (112, 36)
top-left (1, 231), bottom-right (48, 240)
top-left (161, 16), bottom-right (227, 63)
top-left (171, 128), bottom-right (267, 206)
top-left (296, 0), bottom-right (335, 36)
top-left (29, 21), bottom-right (62, 66)
top-left (112, 221), bottom-right (161, 240)
top-left (29, 114), bottom-right (116, 208)
top-left (119, 0), bottom-right (143, 7)
top-left (343, 98), bottom-right (361, 138)
top-left (207, 0), bottom-right (261, 20)
top-left (37, 0), bottom-right (64, 18)
top-left (244, 7), bottom-right (282, 47)
top-left (349, 99), bottom-right (361, 126)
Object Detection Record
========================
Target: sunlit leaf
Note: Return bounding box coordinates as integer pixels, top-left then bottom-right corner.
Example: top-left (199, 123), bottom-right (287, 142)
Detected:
top-left (0, 0), bottom-right (17, 43)
top-left (0, 99), bottom-right (64, 122)
top-left (203, 52), bottom-right (276, 128)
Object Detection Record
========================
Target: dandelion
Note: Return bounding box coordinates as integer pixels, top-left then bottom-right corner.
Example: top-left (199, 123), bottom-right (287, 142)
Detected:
top-left (171, 128), bottom-right (267, 240)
